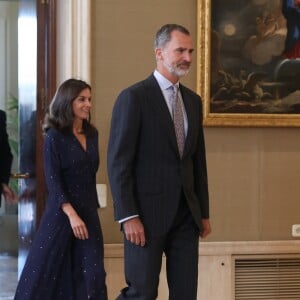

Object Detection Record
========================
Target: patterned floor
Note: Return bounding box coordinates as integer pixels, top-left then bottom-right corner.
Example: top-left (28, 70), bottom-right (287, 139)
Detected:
top-left (0, 255), bottom-right (18, 300)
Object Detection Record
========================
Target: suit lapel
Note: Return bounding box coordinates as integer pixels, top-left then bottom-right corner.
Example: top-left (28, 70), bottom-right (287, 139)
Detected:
top-left (143, 75), bottom-right (197, 159)
top-left (180, 85), bottom-right (195, 158)
top-left (143, 75), bottom-right (179, 155)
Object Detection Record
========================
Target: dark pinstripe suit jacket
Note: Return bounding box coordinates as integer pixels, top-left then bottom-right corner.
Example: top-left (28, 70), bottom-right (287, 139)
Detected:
top-left (107, 74), bottom-right (209, 235)
top-left (0, 110), bottom-right (13, 201)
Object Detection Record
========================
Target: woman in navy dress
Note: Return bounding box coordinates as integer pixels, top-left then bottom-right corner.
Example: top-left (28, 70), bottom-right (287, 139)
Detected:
top-left (14, 78), bottom-right (107, 299)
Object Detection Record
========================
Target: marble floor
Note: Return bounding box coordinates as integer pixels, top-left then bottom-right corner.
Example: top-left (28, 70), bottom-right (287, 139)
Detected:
top-left (0, 255), bottom-right (18, 300)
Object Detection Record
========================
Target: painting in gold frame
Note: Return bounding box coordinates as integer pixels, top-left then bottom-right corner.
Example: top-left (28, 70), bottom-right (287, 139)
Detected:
top-left (197, 0), bottom-right (300, 127)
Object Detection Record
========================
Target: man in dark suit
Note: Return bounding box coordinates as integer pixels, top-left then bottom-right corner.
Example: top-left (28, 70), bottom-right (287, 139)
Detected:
top-left (107, 24), bottom-right (211, 300)
top-left (0, 109), bottom-right (15, 205)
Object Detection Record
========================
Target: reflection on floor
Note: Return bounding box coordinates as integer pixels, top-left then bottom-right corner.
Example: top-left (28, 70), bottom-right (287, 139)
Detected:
top-left (0, 255), bottom-right (17, 300)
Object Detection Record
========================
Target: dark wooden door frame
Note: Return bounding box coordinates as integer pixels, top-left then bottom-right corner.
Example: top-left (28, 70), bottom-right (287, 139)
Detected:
top-left (36, 0), bottom-right (56, 223)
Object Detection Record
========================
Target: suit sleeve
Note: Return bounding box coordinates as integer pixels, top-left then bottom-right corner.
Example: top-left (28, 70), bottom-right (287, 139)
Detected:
top-left (107, 89), bottom-right (141, 221)
top-left (193, 97), bottom-right (209, 219)
top-left (0, 111), bottom-right (13, 185)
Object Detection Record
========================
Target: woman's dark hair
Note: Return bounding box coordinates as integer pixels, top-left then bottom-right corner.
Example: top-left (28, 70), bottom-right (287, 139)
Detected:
top-left (43, 78), bottom-right (96, 135)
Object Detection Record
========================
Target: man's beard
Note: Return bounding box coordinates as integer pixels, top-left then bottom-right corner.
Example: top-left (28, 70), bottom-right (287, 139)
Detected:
top-left (163, 59), bottom-right (191, 78)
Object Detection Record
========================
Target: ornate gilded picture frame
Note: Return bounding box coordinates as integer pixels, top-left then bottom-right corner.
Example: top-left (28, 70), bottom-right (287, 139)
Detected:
top-left (197, 0), bottom-right (300, 127)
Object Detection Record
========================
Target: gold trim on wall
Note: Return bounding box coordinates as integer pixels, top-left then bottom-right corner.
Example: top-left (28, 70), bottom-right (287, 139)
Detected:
top-left (196, 0), bottom-right (300, 127)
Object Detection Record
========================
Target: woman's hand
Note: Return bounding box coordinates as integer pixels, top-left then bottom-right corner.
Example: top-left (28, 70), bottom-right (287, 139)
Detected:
top-left (61, 203), bottom-right (89, 240)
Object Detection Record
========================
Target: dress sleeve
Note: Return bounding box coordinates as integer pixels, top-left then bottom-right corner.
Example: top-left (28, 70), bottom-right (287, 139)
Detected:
top-left (43, 130), bottom-right (69, 209)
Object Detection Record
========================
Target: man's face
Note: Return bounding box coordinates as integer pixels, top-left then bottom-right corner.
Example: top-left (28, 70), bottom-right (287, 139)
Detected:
top-left (295, 0), bottom-right (300, 7)
top-left (157, 30), bottom-right (194, 79)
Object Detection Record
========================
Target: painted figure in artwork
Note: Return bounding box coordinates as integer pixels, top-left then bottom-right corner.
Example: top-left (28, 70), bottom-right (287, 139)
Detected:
top-left (282, 0), bottom-right (300, 58)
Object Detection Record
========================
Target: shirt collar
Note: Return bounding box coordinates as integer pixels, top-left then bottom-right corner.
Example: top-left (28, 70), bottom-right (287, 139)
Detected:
top-left (153, 70), bottom-right (179, 91)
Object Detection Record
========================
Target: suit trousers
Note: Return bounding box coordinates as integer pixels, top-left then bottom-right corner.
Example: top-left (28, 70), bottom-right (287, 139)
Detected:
top-left (117, 194), bottom-right (200, 300)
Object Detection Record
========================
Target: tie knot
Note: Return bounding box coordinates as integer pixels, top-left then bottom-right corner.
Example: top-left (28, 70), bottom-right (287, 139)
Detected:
top-left (169, 85), bottom-right (178, 102)
top-left (171, 84), bottom-right (178, 93)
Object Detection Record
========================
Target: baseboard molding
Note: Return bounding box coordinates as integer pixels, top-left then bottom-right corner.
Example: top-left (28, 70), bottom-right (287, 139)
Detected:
top-left (104, 241), bottom-right (300, 299)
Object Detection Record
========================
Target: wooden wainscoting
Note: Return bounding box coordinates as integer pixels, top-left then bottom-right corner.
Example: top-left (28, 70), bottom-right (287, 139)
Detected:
top-left (104, 241), bottom-right (300, 300)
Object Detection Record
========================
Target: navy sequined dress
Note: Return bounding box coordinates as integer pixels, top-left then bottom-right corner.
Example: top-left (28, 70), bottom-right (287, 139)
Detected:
top-left (14, 128), bottom-right (107, 300)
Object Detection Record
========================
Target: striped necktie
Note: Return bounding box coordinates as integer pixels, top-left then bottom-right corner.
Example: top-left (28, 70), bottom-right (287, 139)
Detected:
top-left (169, 85), bottom-right (185, 157)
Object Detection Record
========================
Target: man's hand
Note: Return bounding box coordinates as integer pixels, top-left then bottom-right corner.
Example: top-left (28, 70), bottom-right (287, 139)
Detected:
top-left (1, 183), bottom-right (16, 203)
top-left (123, 217), bottom-right (146, 246)
top-left (200, 218), bottom-right (211, 238)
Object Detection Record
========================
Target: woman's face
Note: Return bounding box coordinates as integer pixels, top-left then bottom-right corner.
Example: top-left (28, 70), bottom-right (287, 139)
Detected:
top-left (72, 88), bottom-right (91, 121)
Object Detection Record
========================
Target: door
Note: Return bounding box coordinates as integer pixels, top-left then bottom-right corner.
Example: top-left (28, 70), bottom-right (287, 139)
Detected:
top-left (17, 0), bottom-right (38, 275)
top-left (0, 0), bottom-right (56, 296)
top-left (0, 2), bottom-right (19, 298)
top-left (14, 0), bottom-right (56, 276)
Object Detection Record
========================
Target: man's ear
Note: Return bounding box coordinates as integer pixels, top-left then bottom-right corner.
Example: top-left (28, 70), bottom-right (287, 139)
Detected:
top-left (155, 48), bottom-right (163, 61)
